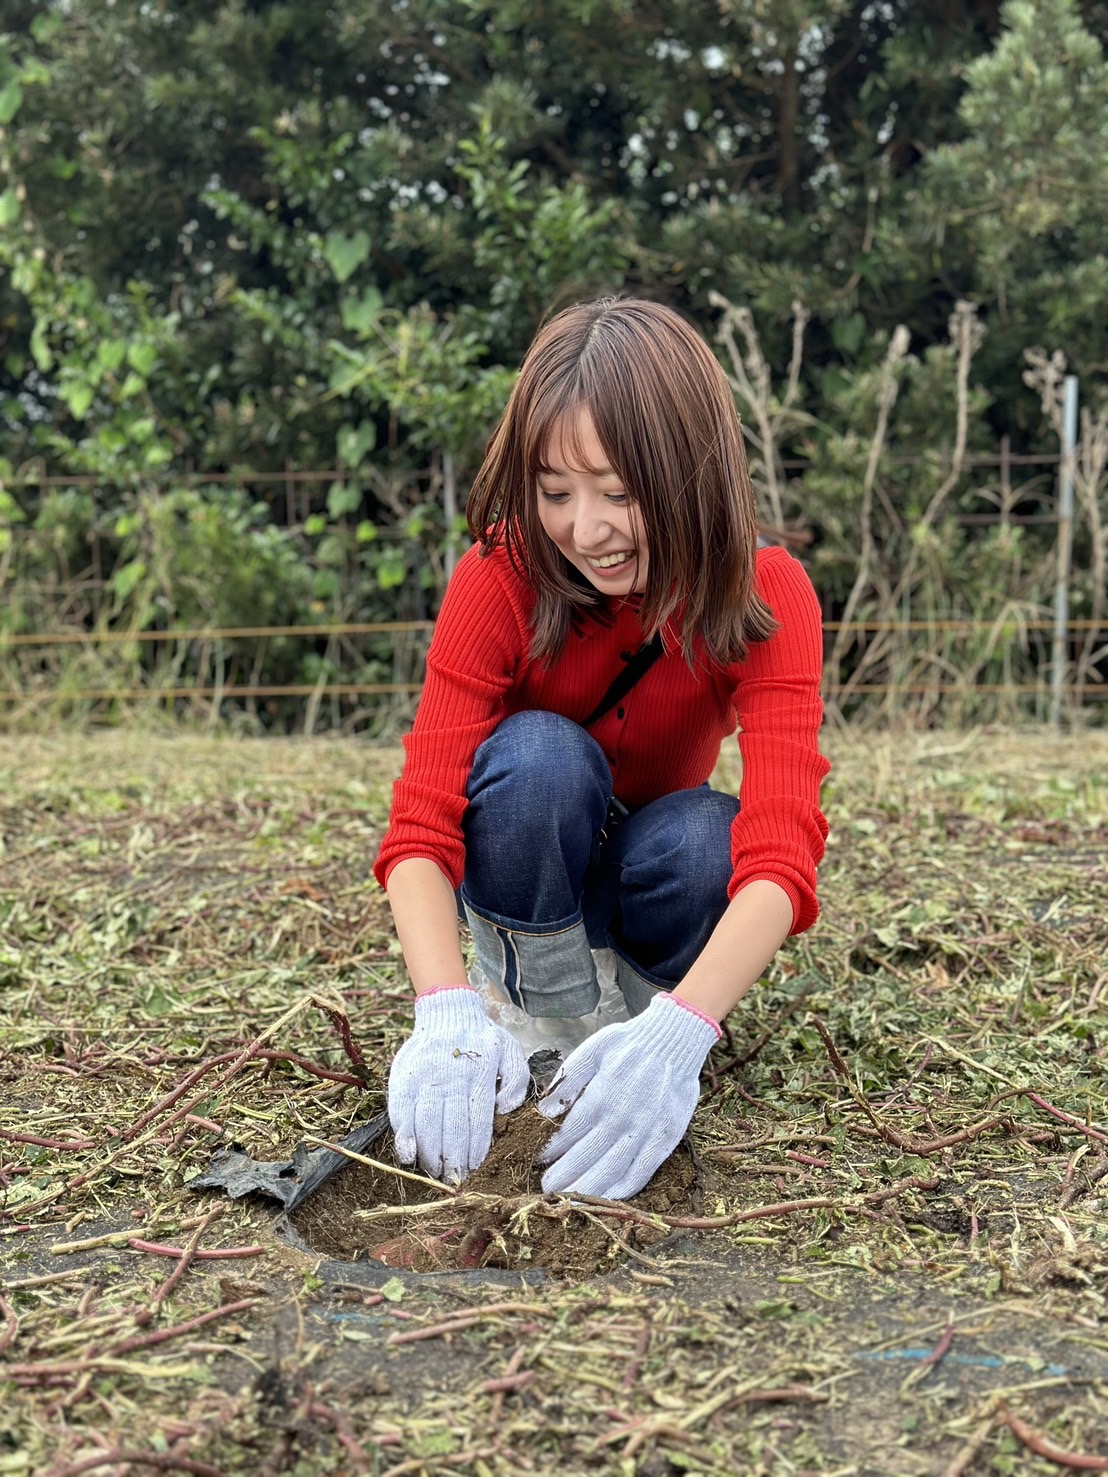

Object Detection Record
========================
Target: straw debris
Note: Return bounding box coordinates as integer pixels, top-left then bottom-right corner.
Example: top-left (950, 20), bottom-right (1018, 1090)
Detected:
top-left (1, 727), bottom-right (1106, 1473)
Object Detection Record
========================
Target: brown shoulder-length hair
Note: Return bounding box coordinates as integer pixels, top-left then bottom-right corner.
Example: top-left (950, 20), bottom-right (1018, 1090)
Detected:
top-left (467, 297), bottom-right (777, 666)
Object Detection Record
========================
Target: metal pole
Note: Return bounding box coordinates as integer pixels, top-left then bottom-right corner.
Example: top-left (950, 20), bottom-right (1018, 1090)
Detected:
top-left (1050, 375), bottom-right (1079, 726)
top-left (443, 449), bottom-right (458, 581)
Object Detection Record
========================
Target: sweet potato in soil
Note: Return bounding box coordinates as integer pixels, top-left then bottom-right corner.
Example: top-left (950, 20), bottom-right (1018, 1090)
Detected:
top-left (290, 1103), bottom-right (698, 1279)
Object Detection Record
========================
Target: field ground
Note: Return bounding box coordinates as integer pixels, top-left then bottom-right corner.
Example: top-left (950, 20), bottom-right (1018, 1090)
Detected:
top-left (1, 724), bottom-right (1106, 1477)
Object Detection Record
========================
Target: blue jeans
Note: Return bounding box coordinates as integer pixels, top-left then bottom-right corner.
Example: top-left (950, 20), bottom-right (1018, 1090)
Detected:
top-left (460, 711), bottom-right (738, 1019)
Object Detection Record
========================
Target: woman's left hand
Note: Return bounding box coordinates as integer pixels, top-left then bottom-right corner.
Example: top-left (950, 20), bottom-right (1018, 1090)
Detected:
top-left (537, 993), bottom-right (720, 1200)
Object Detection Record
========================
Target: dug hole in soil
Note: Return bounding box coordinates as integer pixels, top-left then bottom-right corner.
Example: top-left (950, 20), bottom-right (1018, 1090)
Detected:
top-left (289, 1103), bottom-right (699, 1280)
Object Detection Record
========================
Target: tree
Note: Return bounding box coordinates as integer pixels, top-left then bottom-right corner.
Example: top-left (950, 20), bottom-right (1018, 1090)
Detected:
top-left (2, 0), bottom-right (1105, 486)
top-left (921, 0), bottom-right (1108, 427)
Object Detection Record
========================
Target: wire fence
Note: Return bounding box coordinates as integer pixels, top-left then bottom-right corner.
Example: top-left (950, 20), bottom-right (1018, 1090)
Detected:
top-left (2, 621), bottom-right (1105, 696)
top-left (1, 450), bottom-right (1105, 729)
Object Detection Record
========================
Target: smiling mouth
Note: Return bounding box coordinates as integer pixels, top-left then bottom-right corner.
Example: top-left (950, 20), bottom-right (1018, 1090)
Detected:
top-left (585, 552), bottom-right (635, 569)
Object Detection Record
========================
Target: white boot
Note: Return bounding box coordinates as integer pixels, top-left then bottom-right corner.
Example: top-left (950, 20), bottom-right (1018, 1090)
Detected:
top-left (469, 948), bottom-right (629, 1059)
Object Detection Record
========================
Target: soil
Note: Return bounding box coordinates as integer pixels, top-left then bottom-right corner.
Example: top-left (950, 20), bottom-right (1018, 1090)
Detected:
top-left (289, 1103), bottom-right (699, 1278)
top-left (6, 731), bottom-right (1108, 1475)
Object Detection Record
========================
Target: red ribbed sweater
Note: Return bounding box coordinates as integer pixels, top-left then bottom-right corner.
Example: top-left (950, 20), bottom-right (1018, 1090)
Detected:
top-left (374, 541), bottom-right (830, 934)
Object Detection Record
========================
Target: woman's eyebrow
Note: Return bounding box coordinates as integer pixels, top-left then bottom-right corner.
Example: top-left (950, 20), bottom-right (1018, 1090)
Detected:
top-left (539, 463), bottom-right (620, 478)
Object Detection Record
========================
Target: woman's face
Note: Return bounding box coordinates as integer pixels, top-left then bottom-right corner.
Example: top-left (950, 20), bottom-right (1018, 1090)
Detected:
top-left (535, 408), bottom-right (648, 596)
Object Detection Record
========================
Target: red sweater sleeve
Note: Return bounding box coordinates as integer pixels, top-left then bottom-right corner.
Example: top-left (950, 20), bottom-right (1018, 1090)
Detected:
top-left (373, 546), bottom-right (531, 890)
top-left (726, 548), bottom-right (830, 933)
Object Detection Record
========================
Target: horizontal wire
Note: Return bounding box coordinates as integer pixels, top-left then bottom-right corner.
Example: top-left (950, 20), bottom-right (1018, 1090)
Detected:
top-left (821, 619), bottom-right (1102, 632)
top-left (0, 621), bottom-right (434, 647)
top-left (828, 683), bottom-right (1105, 696)
top-left (0, 681), bottom-right (1102, 704)
top-left (0, 683), bottom-right (424, 702)
top-left (1, 619), bottom-right (1104, 649)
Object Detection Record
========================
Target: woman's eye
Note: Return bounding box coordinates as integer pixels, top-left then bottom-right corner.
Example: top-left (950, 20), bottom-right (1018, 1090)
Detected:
top-left (606, 493), bottom-right (628, 505)
top-left (539, 490), bottom-right (568, 503)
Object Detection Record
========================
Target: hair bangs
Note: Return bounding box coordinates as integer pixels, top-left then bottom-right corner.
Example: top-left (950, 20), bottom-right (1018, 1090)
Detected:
top-left (523, 384), bottom-right (600, 484)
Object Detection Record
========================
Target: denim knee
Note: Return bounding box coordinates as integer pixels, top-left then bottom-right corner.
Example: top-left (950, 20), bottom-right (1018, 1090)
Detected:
top-left (602, 785), bottom-right (738, 985)
top-left (616, 787), bottom-right (735, 877)
top-left (463, 712), bottom-right (612, 927)
top-left (466, 711), bottom-right (611, 815)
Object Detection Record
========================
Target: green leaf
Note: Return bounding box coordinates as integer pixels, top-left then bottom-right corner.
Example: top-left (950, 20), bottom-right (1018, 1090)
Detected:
top-left (0, 189), bottom-right (21, 227)
top-left (340, 287), bottom-right (382, 334)
top-left (375, 552), bottom-right (407, 591)
top-left (30, 322), bottom-right (53, 373)
top-left (832, 312), bottom-right (866, 356)
top-left (127, 342), bottom-right (158, 377)
top-left (754, 1298), bottom-right (797, 1319)
top-left (413, 1431), bottom-right (457, 1458)
top-left (31, 11), bottom-right (64, 42)
top-left (327, 481), bottom-right (362, 518)
top-left (316, 532), bottom-right (347, 567)
top-left (0, 81), bottom-right (23, 125)
top-left (312, 568), bottom-right (339, 599)
top-left (0, 487), bottom-right (24, 522)
top-left (324, 228), bottom-right (371, 284)
top-left (97, 339), bottom-right (127, 371)
top-left (112, 559), bottom-right (148, 601)
top-left (144, 985), bottom-right (181, 1018)
top-left (379, 1276), bottom-right (405, 1302)
top-left (62, 379), bottom-right (95, 420)
top-left (337, 421), bottom-right (376, 467)
top-left (19, 58), bottom-right (52, 88)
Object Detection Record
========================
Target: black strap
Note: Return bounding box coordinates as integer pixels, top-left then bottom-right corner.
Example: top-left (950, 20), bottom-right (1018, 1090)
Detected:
top-left (581, 631), bottom-right (664, 728)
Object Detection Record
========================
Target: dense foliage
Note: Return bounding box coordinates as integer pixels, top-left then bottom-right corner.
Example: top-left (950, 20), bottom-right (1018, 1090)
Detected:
top-left (1, 0), bottom-right (1106, 724)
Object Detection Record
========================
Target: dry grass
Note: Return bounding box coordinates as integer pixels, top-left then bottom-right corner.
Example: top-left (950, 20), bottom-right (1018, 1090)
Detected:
top-left (1, 724), bottom-right (1106, 1475)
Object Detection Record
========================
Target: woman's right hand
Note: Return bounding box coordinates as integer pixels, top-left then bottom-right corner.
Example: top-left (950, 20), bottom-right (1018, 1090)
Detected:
top-left (387, 985), bottom-right (531, 1183)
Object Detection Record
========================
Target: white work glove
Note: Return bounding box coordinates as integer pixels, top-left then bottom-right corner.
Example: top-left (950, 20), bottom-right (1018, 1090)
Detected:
top-left (388, 985), bottom-right (530, 1183)
top-left (537, 993), bottom-right (720, 1200)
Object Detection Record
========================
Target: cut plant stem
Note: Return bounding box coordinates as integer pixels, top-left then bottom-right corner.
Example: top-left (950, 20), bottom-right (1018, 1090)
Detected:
top-left (302, 1135), bottom-right (457, 1193)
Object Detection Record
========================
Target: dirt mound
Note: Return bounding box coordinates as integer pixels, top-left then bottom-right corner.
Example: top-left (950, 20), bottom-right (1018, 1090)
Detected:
top-left (290, 1104), bottom-right (699, 1279)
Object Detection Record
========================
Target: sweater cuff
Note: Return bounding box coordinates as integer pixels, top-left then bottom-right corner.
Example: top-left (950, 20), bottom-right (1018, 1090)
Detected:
top-left (729, 872), bottom-right (810, 934)
top-left (378, 852), bottom-right (460, 892)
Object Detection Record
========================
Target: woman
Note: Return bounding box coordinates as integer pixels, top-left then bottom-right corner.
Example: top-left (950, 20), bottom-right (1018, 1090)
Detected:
top-left (376, 297), bottom-right (830, 1199)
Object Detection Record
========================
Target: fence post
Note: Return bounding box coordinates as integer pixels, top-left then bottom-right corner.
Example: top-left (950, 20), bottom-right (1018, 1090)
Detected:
top-left (1049, 375), bottom-right (1079, 726)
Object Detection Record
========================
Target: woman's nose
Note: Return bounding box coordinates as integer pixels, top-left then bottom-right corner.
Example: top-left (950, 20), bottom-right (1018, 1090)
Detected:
top-left (573, 500), bottom-right (613, 549)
